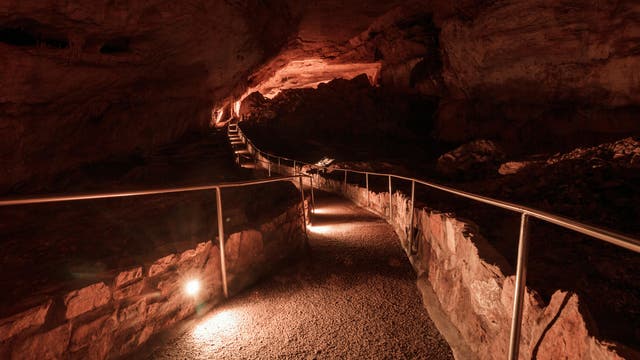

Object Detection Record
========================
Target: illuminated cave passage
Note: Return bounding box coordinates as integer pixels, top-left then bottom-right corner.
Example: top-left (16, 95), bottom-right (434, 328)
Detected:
top-left (132, 192), bottom-right (453, 359)
top-left (1, 1), bottom-right (640, 359)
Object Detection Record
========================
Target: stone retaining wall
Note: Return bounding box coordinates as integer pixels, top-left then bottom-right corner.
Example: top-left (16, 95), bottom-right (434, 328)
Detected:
top-left (312, 172), bottom-right (636, 359)
top-left (0, 202), bottom-right (306, 360)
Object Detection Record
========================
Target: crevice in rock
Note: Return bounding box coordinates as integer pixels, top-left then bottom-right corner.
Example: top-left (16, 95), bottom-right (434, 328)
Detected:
top-left (531, 291), bottom-right (572, 359)
top-left (100, 37), bottom-right (131, 54)
top-left (0, 20), bottom-right (68, 49)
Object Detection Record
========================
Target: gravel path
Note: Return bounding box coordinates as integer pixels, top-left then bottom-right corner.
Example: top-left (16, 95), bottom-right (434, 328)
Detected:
top-left (138, 192), bottom-right (453, 359)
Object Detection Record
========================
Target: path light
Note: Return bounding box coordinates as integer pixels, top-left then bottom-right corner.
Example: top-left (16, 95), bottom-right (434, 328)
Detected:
top-left (185, 279), bottom-right (201, 296)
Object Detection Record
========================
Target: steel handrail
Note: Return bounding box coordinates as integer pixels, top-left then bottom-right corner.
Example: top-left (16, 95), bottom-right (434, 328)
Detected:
top-left (232, 124), bottom-right (640, 359)
top-left (0, 176), bottom-right (308, 207)
top-left (0, 174), bottom-right (311, 300)
top-left (234, 127), bottom-right (640, 252)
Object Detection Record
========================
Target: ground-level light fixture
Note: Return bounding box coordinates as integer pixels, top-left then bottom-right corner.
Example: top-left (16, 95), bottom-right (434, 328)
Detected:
top-left (185, 279), bottom-right (201, 296)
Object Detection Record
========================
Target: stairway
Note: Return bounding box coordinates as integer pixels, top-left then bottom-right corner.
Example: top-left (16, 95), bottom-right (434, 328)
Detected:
top-left (227, 123), bottom-right (257, 169)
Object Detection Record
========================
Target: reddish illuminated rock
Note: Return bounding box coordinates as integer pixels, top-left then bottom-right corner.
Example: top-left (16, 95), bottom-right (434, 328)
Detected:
top-left (115, 299), bottom-right (147, 326)
top-left (225, 230), bottom-right (265, 272)
top-left (113, 280), bottom-right (145, 301)
top-left (0, 0), bottom-right (299, 192)
top-left (534, 292), bottom-right (624, 359)
top-left (436, 140), bottom-right (506, 179)
top-left (69, 315), bottom-right (115, 353)
top-left (156, 275), bottom-right (180, 298)
top-left (64, 282), bottom-right (112, 319)
top-left (114, 267), bottom-right (143, 288)
top-left (201, 245), bottom-right (224, 299)
top-left (138, 325), bottom-right (155, 346)
top-left (0, 299), bottom-right (52, 341)
top-left (177, 241), bottom-right (211, 271)
top-left (112, 267), bottom-right (145, 299)
top-left (498, 161), bottom-right (532, 176)
top-left (148, 254), bottom-right (178, 277)
top-left (12, 324), bottom-right (71, 360)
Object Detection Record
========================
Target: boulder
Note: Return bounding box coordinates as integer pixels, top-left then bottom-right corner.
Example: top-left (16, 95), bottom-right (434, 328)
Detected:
top-left (498, 161), bottom-right (534, 175)
top-left (148, 254), bottom-right (178, 277)
top-left (0, 300), bottom-right (52, 341)
top-left (114, 267), bottom-right (143, 289)
top-left (64, 282), bottom-right (112, 319)
top-left (225, 230), bottom-right (265, 273)
top-left (12, 324), bottom-right (70, 360)
top-left (113, 281), bottom-right (145, 301)
top-left (437, 139), bottom-right (506, 179)
top-left (69, 315), bottom-right (115, 352)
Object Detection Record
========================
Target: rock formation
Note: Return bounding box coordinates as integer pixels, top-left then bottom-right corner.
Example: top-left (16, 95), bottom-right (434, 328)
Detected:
top-left (2, 1), bottom-right (640, 355)
top-left (3, 0), bottom-right (640, 192)
top-left (0, 0), bottom-right (299, 192)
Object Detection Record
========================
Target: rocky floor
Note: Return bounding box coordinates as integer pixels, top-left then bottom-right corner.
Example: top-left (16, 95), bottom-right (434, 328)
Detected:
top-left (132, 192), bottom-right (453, 359)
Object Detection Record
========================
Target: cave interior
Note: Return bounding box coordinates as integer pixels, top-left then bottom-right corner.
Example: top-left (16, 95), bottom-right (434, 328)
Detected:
top-left (0, 0), bottom-right (639, 358)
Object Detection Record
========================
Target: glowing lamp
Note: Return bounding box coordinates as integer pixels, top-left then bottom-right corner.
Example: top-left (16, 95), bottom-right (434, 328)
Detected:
top-left (185, 279), bottom-right (201, 296)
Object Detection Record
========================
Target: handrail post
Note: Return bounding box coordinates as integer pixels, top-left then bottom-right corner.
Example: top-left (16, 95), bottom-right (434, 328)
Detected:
top-left (344, 170), bottom-right (348, 193)
top-left (509, 213), bottom-right (530, 360)
top-left (299, 177), bottom-right (308, 238)
top-left (366, 172), bottom-right (370, 207)
top-left (215, 187), bottom-right (229, 298)
top-left (278, 157), bottom-right (281, 173)
top-left (388, 175), bottom-right (393, 220)
top-left (310, 175), bottom-right (316, 213)
top-left (268, 158), bottom-right (271, 177)
top-left (409, 180), bottom-right (416, 253)
top-left (293, 160), bottom-right (296, 175)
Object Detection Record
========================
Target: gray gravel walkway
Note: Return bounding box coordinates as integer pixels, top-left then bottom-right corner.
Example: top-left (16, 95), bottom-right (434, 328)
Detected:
top-left (139, 192), bottom-right (453, 359)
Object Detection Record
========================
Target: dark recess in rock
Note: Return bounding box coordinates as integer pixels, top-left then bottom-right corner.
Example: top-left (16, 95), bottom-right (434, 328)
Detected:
top-left (100, 37), bottom-right (131, 54)
top-left (0, 19), bottom-right (68, 48)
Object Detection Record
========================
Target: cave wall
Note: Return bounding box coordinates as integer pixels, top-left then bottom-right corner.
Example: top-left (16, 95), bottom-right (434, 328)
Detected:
top-left (431, 0), bottom-right (640, 148)
top-left (3, 0), bottom-right (640, 190)
top-left (245, 0), bottom-right (640, 151)
top-left (436, 0), bottom-right (640, 107)
top-left (354, 0), bottom-right (640, 150)
top-left (0, 0), bottom-right (300, 193)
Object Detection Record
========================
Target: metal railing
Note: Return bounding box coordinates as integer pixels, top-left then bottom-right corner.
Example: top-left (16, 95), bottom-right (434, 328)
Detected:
top-left (0, 175), bottom-right (311, 299)
top-left (230, 123), bottom-right (640, 359)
